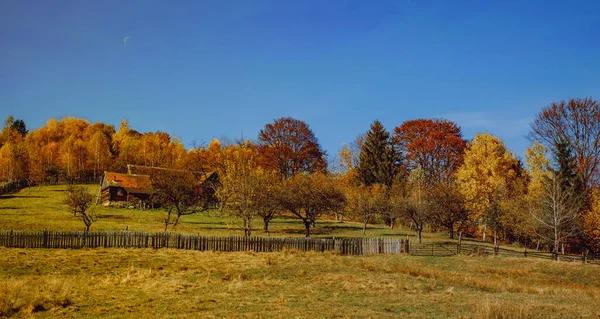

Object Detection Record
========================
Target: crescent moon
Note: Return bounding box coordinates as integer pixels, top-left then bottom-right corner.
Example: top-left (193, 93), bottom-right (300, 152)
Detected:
top-left (124, 36), bottom-right (131, 44)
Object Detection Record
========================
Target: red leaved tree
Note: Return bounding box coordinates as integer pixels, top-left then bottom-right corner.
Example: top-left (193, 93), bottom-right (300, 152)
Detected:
top-left (257, 117), bottom-right (327, 180)
top-left (393, 119), bottom-right (466, 187)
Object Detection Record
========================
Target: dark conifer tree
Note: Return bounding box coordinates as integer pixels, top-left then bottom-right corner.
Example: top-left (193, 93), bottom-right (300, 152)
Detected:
top-left (553, 140), bottom-right (585, 205)
top-left (357, 120), bottom-right (401, 187)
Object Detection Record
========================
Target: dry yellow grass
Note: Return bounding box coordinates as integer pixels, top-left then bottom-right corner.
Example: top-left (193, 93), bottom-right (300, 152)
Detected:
top-left (0, 248), bottom-right (599, 318)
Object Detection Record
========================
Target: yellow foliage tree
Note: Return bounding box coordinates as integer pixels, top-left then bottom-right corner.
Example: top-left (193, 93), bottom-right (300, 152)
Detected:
top-left (346, 183), bottom-right (388, 235)
top-left (525, 142), bottom-right (551, 200)
top-left (456, 133), bottom-right (522, 240)
top-left (216, 141), bottom-right (279, 236)
top-left (583, 189), bottom-right (600, 254)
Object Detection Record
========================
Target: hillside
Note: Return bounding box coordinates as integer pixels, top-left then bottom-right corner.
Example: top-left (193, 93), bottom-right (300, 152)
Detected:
top-left (0, 184), bottom-right (423, 239)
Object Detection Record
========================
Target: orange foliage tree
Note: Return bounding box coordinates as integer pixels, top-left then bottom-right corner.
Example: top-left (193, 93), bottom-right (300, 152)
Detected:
top-left (257, 117), bottom-right (327, 180)
top-left (279, 173), bottom-right (346, 237)
top-left (393, 119), bottom-right (466, 187)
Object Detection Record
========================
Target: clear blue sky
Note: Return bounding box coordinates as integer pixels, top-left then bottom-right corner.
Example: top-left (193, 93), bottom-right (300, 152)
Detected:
top-left (2, 0), bottom-right (600, 162)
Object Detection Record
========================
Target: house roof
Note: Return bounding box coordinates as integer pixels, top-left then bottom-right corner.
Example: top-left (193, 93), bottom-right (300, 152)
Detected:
top-left (127, 164), bottom-right (218, 184)
top-left (101, 172), bottom-right (153, 194)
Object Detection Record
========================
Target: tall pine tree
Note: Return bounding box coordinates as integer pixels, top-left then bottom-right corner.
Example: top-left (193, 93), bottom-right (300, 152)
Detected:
top-left (357, 121), bottom-right (401, 187)
top-left (553, 140), bottom-right (585, 204)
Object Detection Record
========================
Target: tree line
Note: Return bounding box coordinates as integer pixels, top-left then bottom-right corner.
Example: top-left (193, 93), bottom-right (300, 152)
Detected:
top-left (2, 98), bottom-right (600, 254)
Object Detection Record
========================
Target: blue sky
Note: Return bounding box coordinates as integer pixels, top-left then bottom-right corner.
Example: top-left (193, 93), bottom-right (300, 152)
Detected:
top-left (2, 0), bottom-right (600, 162)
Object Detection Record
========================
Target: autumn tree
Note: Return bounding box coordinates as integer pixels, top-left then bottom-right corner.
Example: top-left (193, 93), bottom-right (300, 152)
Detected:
top-left (64, 185), bottom-right (96, 231)
top-left (346, 184), bottom-right (388, 235)
top-left (393, 119), bottom-right (466, 187)
top-left (525, 142), bottom-right (551, 200)
top-left (531, 141), bottom-right (585, 254)
top-left (532, 172), bottom-right (582, 254)
top-left (385, 180), bottom-right (409, 229)
top-left (428, 182), bottom-right (469, 239)
top-left (0, 118), bottom-right (28, 184)
top-left (456, 133), bottom-right (522, 240)
top-left (332, 138), bottom-right (364, 222)
top-left (357, 121), bottom-right (400, 187)
top-left (257, 117), bottom-right (327, 180)
top-left (24, 133), bottom-right (45, 189)
top-left (404, 168), bottom-right (430, 244)
top-left (85, 123), bottom-right (114, 180)
top-left (583, 189), bottom-right (600, 254)
top-left (254, 172), bottom-right (282, 232)
top-left (112, 120), bottom-right (142, 171)
top-left (529, 97), bottom-right (600, 188)
top-left (150, 168), bottom-right (211, 231)
top-left (278, 173), bottom-right (346, 237)
top-left (216, 142), bottom-right (279, 236)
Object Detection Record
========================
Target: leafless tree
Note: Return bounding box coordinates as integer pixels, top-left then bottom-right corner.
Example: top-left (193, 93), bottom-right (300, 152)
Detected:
top-left (530, 98), bottom-right (600, 187)
top-left (531, 171), bottom-right (582, 254)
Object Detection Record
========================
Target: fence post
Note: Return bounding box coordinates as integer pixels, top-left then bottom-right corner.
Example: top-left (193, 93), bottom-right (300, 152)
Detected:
top-left (457, 232), bottom-right (462, 254)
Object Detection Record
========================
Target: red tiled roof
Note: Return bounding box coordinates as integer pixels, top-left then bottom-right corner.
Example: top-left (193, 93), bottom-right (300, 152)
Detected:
top-left (101, 172), bottom-right (153, 194)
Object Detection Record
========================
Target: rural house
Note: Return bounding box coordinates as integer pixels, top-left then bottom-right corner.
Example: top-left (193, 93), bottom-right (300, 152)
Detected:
top-left (99, 165), bottom-right (219, 209)
top-left (99, 172), bottom-right (153, 207)
top-left (127, 164), bottom-right (220, 209)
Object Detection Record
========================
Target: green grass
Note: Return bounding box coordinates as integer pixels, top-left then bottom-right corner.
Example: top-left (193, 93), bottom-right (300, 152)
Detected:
top-left (0, 184), bottom-right (443, 240)
top-left (2, 185), bottom-right (598, 318)
top-left (1, 248), bottom-right (598, 318)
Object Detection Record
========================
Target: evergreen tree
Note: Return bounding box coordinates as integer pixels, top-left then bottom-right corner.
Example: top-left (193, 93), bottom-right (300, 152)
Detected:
top-left (11, 120), bottom-right (28, 137)
top-left (357, 121), bottom-right (401, 187)
top-left (553, 140), bottom-right (585, 204)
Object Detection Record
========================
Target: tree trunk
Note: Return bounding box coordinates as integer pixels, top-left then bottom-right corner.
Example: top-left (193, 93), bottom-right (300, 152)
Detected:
top-left (389, 218), bottom-right (395, 229)
top-left (417, 227), bottom-right (423, 244)
top-left (164, 208), bottom-right (173, 232)
top-left (448, 224), bottom-right (454, 239)
top-left (554, 227), bottom-right (559, 254)
top-left (482, 225), bottom-right (487, 242)
top-left (173, 213), bottom-right (181, 227)
top-left (263, 217), bottom-right (269, 231)
top-left (362, 221), bottom-right (367, 235)
top-left (304, 220), bottom-right (311, 238)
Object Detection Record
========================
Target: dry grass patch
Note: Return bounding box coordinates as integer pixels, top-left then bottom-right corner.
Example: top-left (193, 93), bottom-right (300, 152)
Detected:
top-left (0, 277), bottom-right (72, 317)
top-left (0, 248), bottom-right (599, 318)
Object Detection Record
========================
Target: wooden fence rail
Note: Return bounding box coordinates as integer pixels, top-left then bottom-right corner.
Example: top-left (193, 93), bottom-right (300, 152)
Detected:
top-left (410, 240), bottom-right (600, 265)
top-left (0, 230), bottom-right (409, 256)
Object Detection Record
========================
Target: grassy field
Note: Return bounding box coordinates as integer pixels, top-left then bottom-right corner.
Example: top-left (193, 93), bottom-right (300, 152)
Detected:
top-left (1, 248), bottom-right (599, 318)
top-left (2, 185), bottom-right (599, 318)
top-left (0, 184), bottom-right (435, 240)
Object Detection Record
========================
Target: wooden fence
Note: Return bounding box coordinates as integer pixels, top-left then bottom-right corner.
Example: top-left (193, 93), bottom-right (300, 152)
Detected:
top-left (410, 240), bottom-right (600, 265)
top-left (0, 230), bottom-right (409, 256)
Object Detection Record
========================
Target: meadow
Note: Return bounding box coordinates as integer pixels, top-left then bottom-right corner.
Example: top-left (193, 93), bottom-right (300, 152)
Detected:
top-left (1, 248), bottom-right (599, 318)
top-left (0, 184), bottom-right (424, 239)
top-left (2, 185), bottom-right (600, 318)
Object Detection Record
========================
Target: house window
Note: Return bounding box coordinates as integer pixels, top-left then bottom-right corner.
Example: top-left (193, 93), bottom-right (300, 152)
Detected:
top-left (117, 189), bottom-right (124, 197)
